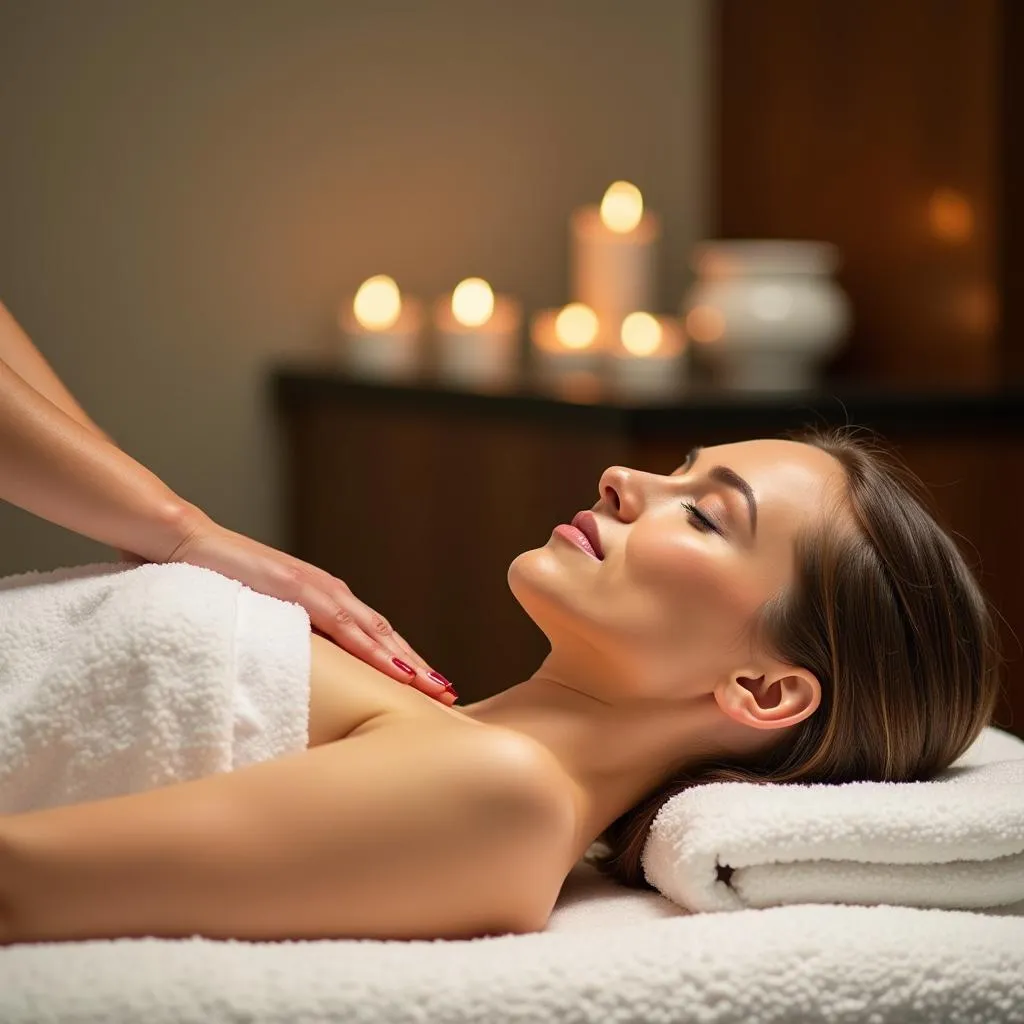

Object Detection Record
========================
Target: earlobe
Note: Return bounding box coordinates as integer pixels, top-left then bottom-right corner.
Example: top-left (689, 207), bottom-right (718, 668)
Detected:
top-left (721, 667), bottom-right (822, 731)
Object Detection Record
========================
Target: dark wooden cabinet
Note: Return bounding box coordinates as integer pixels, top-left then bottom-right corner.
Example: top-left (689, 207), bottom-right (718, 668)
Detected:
top-left (272, 367), bottom-right (1024, 738)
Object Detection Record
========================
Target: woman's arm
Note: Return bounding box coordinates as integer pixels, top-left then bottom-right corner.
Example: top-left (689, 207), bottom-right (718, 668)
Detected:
top-left (0, 304), bottom-right (446, 685)
top-left (0, 354), bottom-right (200, 561)
top-left (0, 302), bottom-right (116, 445)
top-left (0, 721), bottom-right (569, 943)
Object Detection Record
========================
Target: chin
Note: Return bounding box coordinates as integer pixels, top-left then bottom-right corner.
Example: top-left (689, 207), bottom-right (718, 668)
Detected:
top-left (506, 547), bottom-right (543, 608)
top-left (507, 543), bottom-right (563, 595)
top-left (507, 546), bottom-right (583, 639)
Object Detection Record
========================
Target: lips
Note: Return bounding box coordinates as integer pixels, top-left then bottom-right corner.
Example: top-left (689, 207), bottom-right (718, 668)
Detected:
top-left (571, 511), bottom-right (604, 560)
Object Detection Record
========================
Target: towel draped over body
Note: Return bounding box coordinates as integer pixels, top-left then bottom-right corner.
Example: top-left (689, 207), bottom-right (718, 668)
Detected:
top-left (0, 561), bottom-right (311, 814)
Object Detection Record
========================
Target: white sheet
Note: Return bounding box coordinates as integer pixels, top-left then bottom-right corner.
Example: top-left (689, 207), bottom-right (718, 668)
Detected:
top-left (2, 861), bottom-right (1021, 1023)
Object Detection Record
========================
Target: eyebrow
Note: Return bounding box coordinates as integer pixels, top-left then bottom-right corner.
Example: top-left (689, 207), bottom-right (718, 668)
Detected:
top-left (680, 446), bottom-right (758, 538)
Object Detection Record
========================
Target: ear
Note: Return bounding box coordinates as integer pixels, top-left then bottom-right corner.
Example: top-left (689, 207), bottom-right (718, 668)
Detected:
top-left (715, 664), bottom-right (822, 732)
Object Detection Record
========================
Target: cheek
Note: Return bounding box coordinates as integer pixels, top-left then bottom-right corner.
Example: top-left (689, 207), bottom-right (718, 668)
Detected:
top-left (615, 527), bottom-right (755, 649)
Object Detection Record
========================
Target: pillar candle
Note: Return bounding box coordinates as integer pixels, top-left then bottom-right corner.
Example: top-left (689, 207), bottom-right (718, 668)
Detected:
top-left (433, 277), bottom-right (522, 389)
top-left (530, 302), bottom-right (606, 400)
top-left (570, 181), bottom-right (661, 339)
top-left (608, 311), bottom-right (688, 401)
top-left (338, 275), bottom-right (423, 381)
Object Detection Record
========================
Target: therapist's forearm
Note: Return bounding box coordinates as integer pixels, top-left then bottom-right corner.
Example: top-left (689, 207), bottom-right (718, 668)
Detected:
top-left (0, 357), bottom-right (204, 561)
top-left (0, 301), bottom-right (116, 447)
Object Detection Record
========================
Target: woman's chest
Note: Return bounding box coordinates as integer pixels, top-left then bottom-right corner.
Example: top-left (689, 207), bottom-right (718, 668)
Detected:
top-left (306, 631), bottom-right (474, 746)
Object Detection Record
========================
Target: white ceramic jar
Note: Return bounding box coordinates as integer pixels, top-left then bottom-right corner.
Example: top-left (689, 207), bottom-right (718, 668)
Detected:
top-left (681, 241), bottom-right (852, 390)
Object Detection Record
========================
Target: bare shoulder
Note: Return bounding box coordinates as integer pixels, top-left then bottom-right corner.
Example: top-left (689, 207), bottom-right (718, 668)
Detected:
top-left (390, 716), bottom-right (581, 931)
top-left (483, 729), bottom-right (582, 929)
top-left (370, 711), bottom-right (576, 830)
top-left (446, 721), bottom-right (575, 826)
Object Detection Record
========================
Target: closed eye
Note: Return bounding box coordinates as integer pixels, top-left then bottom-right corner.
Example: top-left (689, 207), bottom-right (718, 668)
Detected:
top-left (681, 500), bottom-right (722, 535)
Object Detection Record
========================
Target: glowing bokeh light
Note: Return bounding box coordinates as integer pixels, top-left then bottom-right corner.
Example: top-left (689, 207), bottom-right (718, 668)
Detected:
top-left (599, 181), bottom-right (644, 234)
top-left (686, 305), bottom-right (726, 343)
top-left (451, 277), bottom-right (495, 327)
top-left (620, 312), bottom-right (663, 356)
top-left (554, 303), bottom-right (599, 349)
top-left (928, 187), bottom-right (974, 244)
top-left (353, 275), bottom-right (402, 330)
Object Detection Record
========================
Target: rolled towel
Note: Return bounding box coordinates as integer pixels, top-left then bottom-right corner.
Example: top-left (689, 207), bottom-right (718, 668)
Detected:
top-left (0, 561), bottom-right (311, 814)
top-left (643, 724), bottom-right (1024, 913)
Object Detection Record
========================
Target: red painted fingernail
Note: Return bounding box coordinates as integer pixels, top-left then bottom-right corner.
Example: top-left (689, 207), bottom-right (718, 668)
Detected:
top-left (427, 671), bottom-right (451, 688)
top-left (393, 658), bottom-right (415, 675)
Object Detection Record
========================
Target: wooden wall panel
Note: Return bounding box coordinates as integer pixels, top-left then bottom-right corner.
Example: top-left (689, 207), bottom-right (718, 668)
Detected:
top-left (717, 0), bottom-right (1002, 388)
top-left (1000, 0), bottom-right (1024, 382)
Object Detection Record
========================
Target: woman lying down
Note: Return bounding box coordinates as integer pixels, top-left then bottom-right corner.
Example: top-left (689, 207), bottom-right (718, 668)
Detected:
top-left (0, 428), bottom-right (1002, 943)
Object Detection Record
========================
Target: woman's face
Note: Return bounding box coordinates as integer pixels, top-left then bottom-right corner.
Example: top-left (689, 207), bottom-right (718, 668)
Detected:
top-left (508, 439), bottom-right (845, 698)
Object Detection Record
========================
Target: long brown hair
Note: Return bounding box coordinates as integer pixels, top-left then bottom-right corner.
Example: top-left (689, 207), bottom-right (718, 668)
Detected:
top-left (585, 426), bottom-right (1005, 889)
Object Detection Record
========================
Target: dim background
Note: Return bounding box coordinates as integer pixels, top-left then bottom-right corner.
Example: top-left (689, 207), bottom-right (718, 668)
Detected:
top-left (0, 0), bottom-right (710, 573)
top-left (0, 1), bottom-right (1019, 720)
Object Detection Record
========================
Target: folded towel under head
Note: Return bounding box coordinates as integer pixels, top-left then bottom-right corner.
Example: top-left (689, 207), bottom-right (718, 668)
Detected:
top-left (642, 724), bottom-right (1024, 913)
top-left (0, 561), bottom-right (312, 814)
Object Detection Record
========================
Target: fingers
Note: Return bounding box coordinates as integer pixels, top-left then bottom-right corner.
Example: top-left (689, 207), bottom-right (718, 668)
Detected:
top-left (303, 566), bottom-right (437, 678)
top-left (389, 629), bottom-right (430, 675)
top-left (325, 618), bottom-right (457, 705)
top-left (301, 583), bottom-right (456, 704)
top-left (169, 530), bottom-right (457, 704)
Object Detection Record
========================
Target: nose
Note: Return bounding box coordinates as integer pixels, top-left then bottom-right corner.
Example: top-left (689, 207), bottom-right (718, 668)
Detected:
top-left (598, 465), bottom-right (645, 522)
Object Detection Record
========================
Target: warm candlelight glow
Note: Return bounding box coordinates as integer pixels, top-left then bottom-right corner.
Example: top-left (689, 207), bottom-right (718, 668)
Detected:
top-left (353, 275), bottom-right (402, 330)
top-left (686, 305), bottom-right (725, 343)
top-left (554, 303), bottom-right (599, 349)
top-left (599, 181), bottom-right (644, 234)
top-left (928, 187), bottom-right (974, 244)
top-left (620, 312), bottom-right (663, 356)
top-left (451, 277), bottom-right (495, 328)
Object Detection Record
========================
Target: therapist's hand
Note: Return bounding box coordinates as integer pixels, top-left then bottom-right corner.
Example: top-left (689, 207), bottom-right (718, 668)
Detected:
top-left (143, 513), bottom-right (456, 702)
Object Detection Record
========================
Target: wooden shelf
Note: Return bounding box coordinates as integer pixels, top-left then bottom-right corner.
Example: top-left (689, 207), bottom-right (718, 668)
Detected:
top-left (272, 363), bottom-right (1024, 435)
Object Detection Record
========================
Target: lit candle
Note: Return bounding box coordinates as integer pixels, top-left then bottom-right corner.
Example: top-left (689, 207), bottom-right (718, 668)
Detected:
top-left (433, 277), bottom-right (523, 389)
top-left (529, 302), bottom-right (606, 398)
top-left (608, 311), bottom-right (688, 401)
top-left (338, 274), bottom-right (423, 381)
top-left (570, 181), bottom-right (661, 340)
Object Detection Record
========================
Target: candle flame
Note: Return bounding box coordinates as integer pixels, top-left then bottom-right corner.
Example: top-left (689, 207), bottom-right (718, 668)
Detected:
top-left (600, 181), bottom-right (643, 233)
top-left (554, 303), bottom-right (599, 350)
top-left (451, 277), bottom-right (495, 327)
top-left (354, 275), bottom-right (402, 330)
top-left (620, 312), bottom-right (662, 356)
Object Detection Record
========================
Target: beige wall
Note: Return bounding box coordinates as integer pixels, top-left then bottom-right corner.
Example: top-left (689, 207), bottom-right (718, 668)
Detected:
top-left (0, 0), bottom-right (711, 576)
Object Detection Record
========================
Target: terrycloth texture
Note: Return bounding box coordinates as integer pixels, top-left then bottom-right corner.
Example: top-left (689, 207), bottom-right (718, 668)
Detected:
top-left (1, 863), bottom-right (1022, 1023)
top-left (0, 561), bottom-right (311, 814)
top-left (643, 723), bottom-right (1024, 914)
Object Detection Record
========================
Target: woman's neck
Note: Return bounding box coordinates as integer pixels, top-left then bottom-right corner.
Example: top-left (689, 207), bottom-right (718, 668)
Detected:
top-left (457, 648), bottom-right (729, 859)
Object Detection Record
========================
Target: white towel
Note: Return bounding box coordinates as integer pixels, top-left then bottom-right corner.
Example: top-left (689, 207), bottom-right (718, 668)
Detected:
top-left (2, 874), bottom-right (1022, 1023)
top-left (643, 723), bottom-right (1024, 913)
top-left (0, 561), bottom-right (311, 814)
